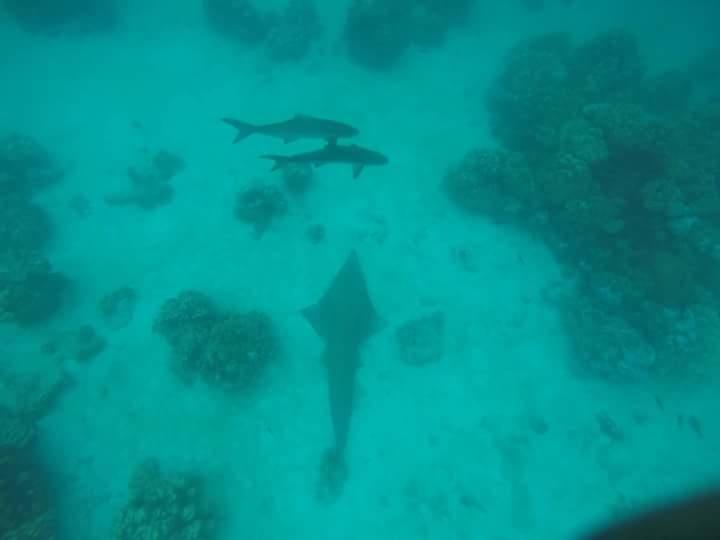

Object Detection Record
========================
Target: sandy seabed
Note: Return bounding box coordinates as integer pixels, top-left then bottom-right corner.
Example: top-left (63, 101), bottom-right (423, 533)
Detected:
top-left (1, 1), bottom-right (718, 539)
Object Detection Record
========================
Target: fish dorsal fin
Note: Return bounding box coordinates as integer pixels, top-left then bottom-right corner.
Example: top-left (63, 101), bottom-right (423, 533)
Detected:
top-left (352, 164), bottom-right (364, 179)
top-left (294, 113), bottom-right (311, 120)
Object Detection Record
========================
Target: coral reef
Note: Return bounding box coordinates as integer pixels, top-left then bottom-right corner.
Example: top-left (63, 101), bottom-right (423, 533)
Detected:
top-left (343, 0), bottom-right (474, 70)
top-left (0, 133), bottom-right (68, 327)
top-left (281, 163), bottom-right (314, 194)
top-left (113, 459), bottom-right (218, 540)
top-left (443, 148), bottom-right (535, 223)
top-left (0, 408), bottom-right (57, 540)
top-left (448, 28), bottom-right (720, 379)
top-left (2, 0), bottom-right (117, 35)
top-left (41, 324), bottom-right (107, 363)
top-left (0, 134), bottom-right (63, 196)
top-left (98, 286), bottom-right (137, 329)
top-left (153, 291), bottom-right (277, 391)
top-left (486, 32), bottom-right (578, 155)
top-left (203, 0), bottom-right (275, 45)
top-left (0, 249), bottom-right (68, 326)
top-left (264, 0), bottom-right (323, 63)
top-left (234, 184), bottom-right (288, 236)
top-left (105, 150), bottom-right (184, 210)
top-left (0, 194), bottom-right (53, 254)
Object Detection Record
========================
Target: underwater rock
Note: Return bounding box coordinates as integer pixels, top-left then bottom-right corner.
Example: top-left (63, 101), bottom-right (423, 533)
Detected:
top-left (98, 286), bottom-right (137, 329)
top-left (395, 310), bottom-right (445, 366)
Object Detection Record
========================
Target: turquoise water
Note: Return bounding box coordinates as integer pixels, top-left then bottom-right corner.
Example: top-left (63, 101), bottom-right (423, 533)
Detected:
top-left (1, 1), bottom-right (719, 539)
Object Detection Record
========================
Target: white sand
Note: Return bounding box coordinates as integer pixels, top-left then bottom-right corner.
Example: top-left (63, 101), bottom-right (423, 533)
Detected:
top-left (1, 1), bottom-right (719, 539)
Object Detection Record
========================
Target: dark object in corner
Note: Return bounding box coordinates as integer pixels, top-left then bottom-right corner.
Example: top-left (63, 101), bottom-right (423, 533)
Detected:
top-left (583, 487), bottom-right (720, 540)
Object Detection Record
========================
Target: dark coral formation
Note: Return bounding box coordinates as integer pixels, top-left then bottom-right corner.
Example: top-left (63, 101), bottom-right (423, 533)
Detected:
top-left (0, 134), bottom-right (64, 196)
top-left (343, 0), bottom-right (474, 70)
top-left (105, 150), bottom-right (184, 210)
top-left (234, 184), bottom-right (288, 236)
top-left (447, 29), bottom-right (720, 380)
top-left (0, 194), bottom-right (53, 254)
top-left (98, 286), bottom-right (137, 329)
top-left (153, 290), bottom-right (277, 391)
top-left (281, 163), bottom-right (314, 194)
top-left (203, 0), bottom-right (275, 45)
top-left (41, 324), bottom-right (107, 363)
top-left (0, 408), bottom-right (57, 540)
top-left (2, 0), bottom-right (117, 35)
top-left (0, 249), bottom-right (67, 327)
top-left (113, 459), bottom-right (219, 540)
top-left (0, 134), bottom-right (68, 326)
top-left (205, 0), bottom-right (322, 63)
top-left (264, 0), bottom-right (323, 63)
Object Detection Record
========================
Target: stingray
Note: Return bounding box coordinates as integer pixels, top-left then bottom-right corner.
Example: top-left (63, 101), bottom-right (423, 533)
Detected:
top-left (302, 250), bottom-right (382, 500)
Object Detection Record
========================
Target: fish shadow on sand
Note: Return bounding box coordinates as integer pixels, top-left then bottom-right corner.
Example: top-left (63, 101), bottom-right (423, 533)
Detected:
top-left (301, 250), bottom-right (384, 502)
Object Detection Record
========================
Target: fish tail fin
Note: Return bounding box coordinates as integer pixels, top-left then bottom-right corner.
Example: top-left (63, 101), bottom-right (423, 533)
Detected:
top-left (221, 118), bottom-right (255, 143)
top-left (260, 155), bottom-right (289, 171)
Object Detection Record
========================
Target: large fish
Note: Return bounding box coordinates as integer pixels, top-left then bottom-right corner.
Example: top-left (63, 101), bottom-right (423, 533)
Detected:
top-left (221, 114), bottom-right (359, 144)
top-left (261, 141), bottom-right (389, 179)
top-left (301, 250), bottom-right (383, 500)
